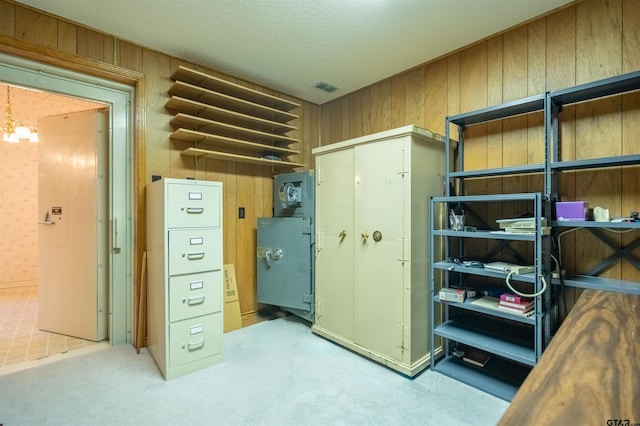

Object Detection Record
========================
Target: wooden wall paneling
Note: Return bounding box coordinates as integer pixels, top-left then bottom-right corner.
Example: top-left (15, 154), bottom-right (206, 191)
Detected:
top-left (486, 36), bottom-right (504, 171)
top-left (134, 74), bottom-right (148, 347)
top-left (447, 53), bottom-right (461, 136)
top-left (424, 58), bottom-right (448, 135)
top-left (137, 51), bottom-right (171, 341)
top-left (381, 78), bottom-right (394, 131)
top-left (260, 169), bottom-right (273, 218)
top-left (622, 0), bottom-right (640, 74)
top-left (501, 27), bottom-right (530, 261)
top-left (0, 1), bottom-right (14, 36)
top-left (203, 160), bottom-right (227, 188)
top-left (458, 41), bottom-right (488, 237)
top-left (318, 101), bottom-right (331, 146)
top-left (103, 34), bottom-right (114, 65)
top-left (118, 40), bottom-right (143, 72)
top-left (575, 0), bottom-right (624, 282)
top-left (14, 5), bottom-right (56, 49)
top-left (236, 163), bottom-right (258, 313)
top-left (501, 25), bottom-right (528, 175)
top-left (485, 36), bottom-right (504, 253)
top-left (527, 20), bottom-right (546, 98)
top-left (405, 66), bottom-right (425, 128)
top-left (525, 20), bottom-right (546, 260)
top-left (224, 162), bottom-right (238, 268)
top-left (446, 53), bottom-right (461, 202)
top-left (144, 50), bottom-right (172, 181)
top-left (340, 97), bottom-right (350, 140)
top-left (546, 6), bottom-right (579, 308)
top-left (56, 21), bottom-right (76, 54)
top-left (576, 0), bottom-right (623, 84)
top-left (621, 0), bottom-right (640, 283)
top-left (303, 102), bottom-right (321, 169)
top-left (458, 43), bottom-right (488, 256)
top-left (359, 87), bottom-right (372, 137)
top-left (526, 19), bottom-right (546, 189)
top-left (322, 98), bottom-right (345, 145)
top-left (369, 81), bottom-right (385, 135)
top-left (319, 100), bottom-right (334, 146)
top-left (390, 73), bottom-right (407, 129)
top-left (546, 8), bottom-right (577, 92)
top-left (459, 42), bottom-right (488, 172)
top-left (170, 139), bottom-right (196, 179)
top-left (347, 89), bottom-right (365, 138)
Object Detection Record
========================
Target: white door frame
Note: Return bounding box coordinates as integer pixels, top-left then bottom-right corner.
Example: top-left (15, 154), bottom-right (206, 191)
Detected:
top-left (0, 52), bottom-right (134, 345)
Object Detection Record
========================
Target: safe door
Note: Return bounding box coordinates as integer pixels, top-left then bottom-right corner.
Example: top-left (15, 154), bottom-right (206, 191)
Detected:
top-left (257, 217), bottom-right (314, 321)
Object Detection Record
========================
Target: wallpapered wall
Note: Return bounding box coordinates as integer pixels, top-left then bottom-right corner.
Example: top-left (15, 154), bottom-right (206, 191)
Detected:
top-left (0, 84), bottom-right (101, 288)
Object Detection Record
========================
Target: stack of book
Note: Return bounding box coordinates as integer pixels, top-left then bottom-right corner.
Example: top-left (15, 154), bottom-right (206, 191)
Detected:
top-left (498, 293), bottom-right (534, 316)
top-left (462, 348), bottom-right (491, 367)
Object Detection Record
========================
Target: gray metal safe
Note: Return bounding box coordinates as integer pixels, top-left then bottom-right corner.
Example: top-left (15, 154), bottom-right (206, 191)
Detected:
top-left (257, 170), bottom-right (315, 321)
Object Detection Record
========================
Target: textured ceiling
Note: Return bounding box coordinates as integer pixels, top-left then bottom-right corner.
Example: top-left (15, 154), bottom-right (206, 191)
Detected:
top-left (15, 0), bottom-right (573, 105)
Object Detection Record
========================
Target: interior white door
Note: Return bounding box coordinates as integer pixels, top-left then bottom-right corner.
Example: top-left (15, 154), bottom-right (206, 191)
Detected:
top-left (37, 109), bottom-right (109, 341)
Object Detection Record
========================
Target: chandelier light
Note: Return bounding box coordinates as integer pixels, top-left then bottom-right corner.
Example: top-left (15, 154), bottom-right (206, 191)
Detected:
top-left (2, 86), bottom-right (38, 143)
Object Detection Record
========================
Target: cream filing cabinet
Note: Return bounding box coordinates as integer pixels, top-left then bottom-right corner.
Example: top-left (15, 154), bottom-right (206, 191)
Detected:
top-left (311, 125), bottom-right (449, 377)
top-left (147, 178), bottom-right (223, 380)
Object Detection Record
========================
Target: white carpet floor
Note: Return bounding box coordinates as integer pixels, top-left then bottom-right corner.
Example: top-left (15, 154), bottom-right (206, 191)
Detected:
top-left (0, 315), bottom-right (508, 425)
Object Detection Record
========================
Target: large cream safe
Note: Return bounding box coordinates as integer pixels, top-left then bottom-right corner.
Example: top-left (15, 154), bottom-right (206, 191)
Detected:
top-left (146, 178), bottom-right (223, 380)
top-left (311, 125), bottom-right (448, 376)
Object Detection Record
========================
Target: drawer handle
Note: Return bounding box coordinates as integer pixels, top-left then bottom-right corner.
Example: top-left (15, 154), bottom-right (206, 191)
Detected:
top-left (186, 207), bottom-right (204, 214)
top-left (187, 339), bottom-right (204, 351)
top-left (187, 252), bottom-right (205, 260)
top-left (187, 295), bottom-right (205, 305)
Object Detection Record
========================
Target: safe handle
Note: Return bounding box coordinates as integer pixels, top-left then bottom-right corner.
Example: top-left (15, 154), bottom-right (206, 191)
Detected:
top-left (262, 248), bottom-right (283, 268)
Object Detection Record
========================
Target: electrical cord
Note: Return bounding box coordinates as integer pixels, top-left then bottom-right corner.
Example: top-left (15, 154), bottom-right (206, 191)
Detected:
top-left (505, 270), bottom-right (547, 297)
top-left (557, 225), bottom-right (636, 267)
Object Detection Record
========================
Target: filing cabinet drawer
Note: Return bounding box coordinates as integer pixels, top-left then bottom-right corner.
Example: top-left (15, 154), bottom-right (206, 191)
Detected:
top-left (169, 271), bottom-right (222, 322)
top-left (168, 229), bottom-right (222, 275)
top-left (166, 182), bottom-right (221, 229)
top-left (169, 313), bottom-right (221, 367)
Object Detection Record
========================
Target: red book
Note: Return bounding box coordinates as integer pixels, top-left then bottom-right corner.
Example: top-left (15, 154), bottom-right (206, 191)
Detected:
top-left (500, 293), bottom-right (532, 305)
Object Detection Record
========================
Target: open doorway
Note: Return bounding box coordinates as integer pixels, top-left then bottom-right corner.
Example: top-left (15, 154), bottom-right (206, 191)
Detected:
top-left (0, 53), bottom-right (134, 371)
top-left (0, 84), bottom-right (108, 369)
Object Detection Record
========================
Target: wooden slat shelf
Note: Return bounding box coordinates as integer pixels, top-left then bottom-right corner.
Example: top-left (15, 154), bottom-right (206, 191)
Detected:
top-left (165, 96), bottom-right (297, 134)
top-left (168, 66), bottom-right (302, 170)
top-left (169, 80), bottom-right (298, 123)
top-left (170, 128), bottom-right (300, 156)
top-left (171, 65), bottom-right (300, 111)
top-left (170, 113), bottom-right (299, 145)
top-left (170, 113), bottom-right (300, 145)
top-left (181, 147), bottom-right (305, 168)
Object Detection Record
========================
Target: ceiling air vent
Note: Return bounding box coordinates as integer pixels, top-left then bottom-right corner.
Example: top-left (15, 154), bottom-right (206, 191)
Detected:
top-left (314, 81), bottom-right (339, 93)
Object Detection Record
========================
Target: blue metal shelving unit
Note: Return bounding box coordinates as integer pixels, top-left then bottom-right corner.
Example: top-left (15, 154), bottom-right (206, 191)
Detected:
top-left (430, 69), bottom-right (640, 401)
